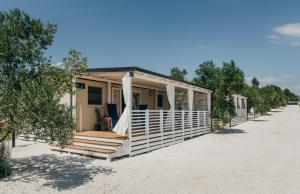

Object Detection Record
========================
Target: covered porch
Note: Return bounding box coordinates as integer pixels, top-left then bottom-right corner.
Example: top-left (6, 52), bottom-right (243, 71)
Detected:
top-left (69, 67), bottom-right (212, 158)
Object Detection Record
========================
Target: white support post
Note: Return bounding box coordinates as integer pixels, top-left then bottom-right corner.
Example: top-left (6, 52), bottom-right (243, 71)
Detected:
top-left (188, 88), bottom-right (194, 138)
top-left (190, 110), bottom-right (193, 138)
top-left (197, 110), bottom-right (200, 128)
top-left (160, 109), bottom-right (164, 145)
top-left (127, 73), bottom-right (133, 155)
top-left (234, 95), bottom-right (238, 114)
top-left (245, 98), bottom-right (248, 120)
top-left (204, 111), bottom-right (206, 127)
top-left (182, 110), bottom-right (185, 141)
top-left (71, 77), bottom-right (77, 133)
top-left (172, 110), bottom-right (175, 139)
top-left (207, 93), bottom-right (211, 113)
top-left (145, 109), bottom-right (150, 151)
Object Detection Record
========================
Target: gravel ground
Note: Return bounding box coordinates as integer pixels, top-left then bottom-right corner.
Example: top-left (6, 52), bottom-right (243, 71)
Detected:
top-left (1, 105), bottom-right (300, 194)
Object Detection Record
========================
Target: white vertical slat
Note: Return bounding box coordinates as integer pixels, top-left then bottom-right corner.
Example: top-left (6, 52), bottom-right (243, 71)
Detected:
top-left (160, 109), bottom-right (164, 145)
top-left (189, 110), bottom-right (193, 138)
top-left (182, 110), bottom-right (185, 140)
top-left (172, 111), bottom-right (175, 138)
top-left (197, 111), bottom-right (200, 135)
top-left (145, 109), bottom-right (150, 151)
top-left (203, 111), bottom-right (206, 127)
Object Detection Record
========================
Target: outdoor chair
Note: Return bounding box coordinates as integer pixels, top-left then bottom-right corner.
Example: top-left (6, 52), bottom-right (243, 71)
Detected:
top-left (107, 103), bottom-right (119, 128)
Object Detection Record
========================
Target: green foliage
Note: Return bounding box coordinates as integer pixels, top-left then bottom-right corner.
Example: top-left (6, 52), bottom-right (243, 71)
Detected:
top-left (251, 77), bottom-right (259, 87)
top-left (0, 141), bottom-right (11, 179)
top-left (192, 60), bottom-right (245, 126)
top-left (242, 78), bottom-right (299, 114)
top-left (193, 60), bottom-right (221, 91)
top-left (170, 67), bottom-right (187, 81)
top-left (283, 88), bottom-right (299, 102)
top-left (221, 60), bottom-right (245, 94)
top-left (0, 8), bottom-right (87, 146)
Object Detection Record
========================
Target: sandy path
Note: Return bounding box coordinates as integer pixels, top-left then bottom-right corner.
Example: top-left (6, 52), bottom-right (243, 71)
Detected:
top-left (1, 105), bottom-right (300, 194)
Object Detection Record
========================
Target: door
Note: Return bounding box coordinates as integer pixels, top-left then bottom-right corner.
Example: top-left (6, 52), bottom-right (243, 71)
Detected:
top-left (132, 92), bottom-right (141, 110)
top-left (112, 88), bottom-right (122, 116)
top-left (113, 88), bottom-right (141, 113)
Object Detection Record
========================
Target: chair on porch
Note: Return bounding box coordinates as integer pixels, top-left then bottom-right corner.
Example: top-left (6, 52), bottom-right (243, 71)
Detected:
top-left (138, 104), bottom-right (148, 110)
top-left (107, 104), bottom-right (119, 128)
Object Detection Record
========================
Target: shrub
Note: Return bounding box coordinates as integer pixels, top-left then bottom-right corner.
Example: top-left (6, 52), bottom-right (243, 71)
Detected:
top-left (0, 141), bottom-right (11, 179)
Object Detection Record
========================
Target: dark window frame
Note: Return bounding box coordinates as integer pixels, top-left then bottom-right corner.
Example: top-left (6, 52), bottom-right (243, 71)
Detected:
top-left (88, 86), bottom-right (103, 106)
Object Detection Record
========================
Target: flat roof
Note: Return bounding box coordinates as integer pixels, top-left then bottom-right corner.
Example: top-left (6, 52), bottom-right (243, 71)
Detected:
top-left (85, 66), bottom-right (213, 92)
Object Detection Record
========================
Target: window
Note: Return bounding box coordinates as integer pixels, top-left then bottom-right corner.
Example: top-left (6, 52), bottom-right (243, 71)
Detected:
top-left (88, 86), bottom-right (102, 105)
top-left (157, 94), bottom-right (163, 108)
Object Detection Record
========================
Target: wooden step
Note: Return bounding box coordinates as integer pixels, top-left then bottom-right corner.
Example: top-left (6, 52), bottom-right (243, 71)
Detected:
top-left (72, 138), bottom-right (123, 151)
top-left (64, 145), bottom-right (115, 154)
top-left (73, 139), bottom-right (122, 147)
top-left (75, 131), bottom-right (127, 140)
top-left (73, 135), bottom-right (124, 144)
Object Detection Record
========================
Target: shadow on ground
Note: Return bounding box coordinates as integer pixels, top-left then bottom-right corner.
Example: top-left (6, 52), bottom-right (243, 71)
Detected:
top-left (270, 110), bottom-right (283, 113)
top-left (251, 119), bottom-right (268, 122)
top-left (262, 113), bottom-right (273, 116)
top-left (4, 154), bottom-right (116, 191)
top-left (214, 128), bottom-right (246, 134)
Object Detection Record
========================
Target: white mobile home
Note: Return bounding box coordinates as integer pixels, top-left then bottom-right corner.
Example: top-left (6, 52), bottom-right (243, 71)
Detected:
top-left (56, 67), bottom-right (213, 161)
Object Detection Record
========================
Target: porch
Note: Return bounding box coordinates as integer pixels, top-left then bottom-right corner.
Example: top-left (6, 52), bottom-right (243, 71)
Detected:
top-left (58, 67), bottom-right (213, 161)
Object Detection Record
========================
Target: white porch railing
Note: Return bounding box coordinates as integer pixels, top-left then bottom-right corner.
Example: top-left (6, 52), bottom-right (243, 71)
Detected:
top-left (231, 108), bottom-right (247, 126)
top-left (129, 110), bottom-right (211, 156)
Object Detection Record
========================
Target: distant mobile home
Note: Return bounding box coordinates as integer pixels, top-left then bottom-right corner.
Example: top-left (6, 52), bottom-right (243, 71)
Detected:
top-left (231, 94), bottom-right (248, 126)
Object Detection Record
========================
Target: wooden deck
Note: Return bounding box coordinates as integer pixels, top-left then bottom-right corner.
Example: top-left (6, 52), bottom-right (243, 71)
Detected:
top-left (75, 131), bottom-right (128, 140)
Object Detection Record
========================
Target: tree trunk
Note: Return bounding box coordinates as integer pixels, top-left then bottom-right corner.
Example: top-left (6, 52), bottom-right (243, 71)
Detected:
top-left (12, 130), bottom-right (15, 147)
top-left (0, 131), bottom-right (10, 143)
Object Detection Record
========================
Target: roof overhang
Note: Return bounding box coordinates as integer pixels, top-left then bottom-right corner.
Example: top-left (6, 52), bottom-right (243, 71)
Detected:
top-left (80, 67), bottom-right (213, 94)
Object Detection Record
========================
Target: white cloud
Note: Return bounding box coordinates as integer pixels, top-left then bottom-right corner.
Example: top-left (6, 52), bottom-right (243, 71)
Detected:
top-left (269, 23), bottom-right (300, 46)
top-left (273, 23), bottom-right (300, 37)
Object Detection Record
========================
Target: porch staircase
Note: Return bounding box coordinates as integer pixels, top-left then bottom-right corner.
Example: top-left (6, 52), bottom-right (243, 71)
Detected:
top-left (51, 131), bottom-right (129, 162)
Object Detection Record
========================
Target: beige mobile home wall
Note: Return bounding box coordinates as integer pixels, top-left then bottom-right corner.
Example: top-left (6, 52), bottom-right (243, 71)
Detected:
top-left (76, 79), bottom-right (108, 132)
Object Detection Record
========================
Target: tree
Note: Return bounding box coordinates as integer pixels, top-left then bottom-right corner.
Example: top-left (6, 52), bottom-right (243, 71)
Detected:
top-left (193, 60), bottom-right (221, 91)
top-left (193, 60), bottom-right (245, 128)
top-left (0, 8), bottom-right (87, 178)
top-left (251, 77), bottom-right (259, 87)
top-left (242, 81), bottom-right (261, 114)
top-left (170, 67), bottom-right (187, 81)
top-left (283, 88), bottom-right (299, 102)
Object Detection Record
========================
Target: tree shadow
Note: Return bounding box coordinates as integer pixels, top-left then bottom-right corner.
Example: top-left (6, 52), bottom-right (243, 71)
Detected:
top-left (3, 154), bottom-right (116, 191)
top-left (214, 128), bottom-right (246, 134)
top-left (262, 113), bottom-right (273, 116)
top-left (270, 110), bottom-right (283, 113)
top-left (14, 143), bottom-right (36, 148)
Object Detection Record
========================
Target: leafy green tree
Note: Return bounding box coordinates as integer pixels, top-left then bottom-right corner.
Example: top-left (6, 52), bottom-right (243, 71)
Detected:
top-left (193, 60), bottom-right (221, 91)
top-left (193, 60), bottom-right (245, 128)
top-left (283, 88), bottom-right (299, 102)
top-left (0, 8), bottom-right (87, 178)
top-left (170, 67), bottom-right (187, 81)
top-left (251, 77), bottom-right (260, 87)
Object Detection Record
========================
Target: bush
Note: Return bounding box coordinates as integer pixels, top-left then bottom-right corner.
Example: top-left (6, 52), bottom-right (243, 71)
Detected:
top-left (0, 141), bottom-right (11, 179)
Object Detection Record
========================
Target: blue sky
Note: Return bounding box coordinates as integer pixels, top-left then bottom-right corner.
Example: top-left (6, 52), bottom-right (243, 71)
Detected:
top-left (1, 0), bottom-right (300, 94)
